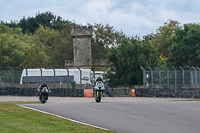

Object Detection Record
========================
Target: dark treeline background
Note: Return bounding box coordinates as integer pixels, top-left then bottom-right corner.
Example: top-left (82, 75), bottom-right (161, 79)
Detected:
top-left (1, 11), bottom-right (200, 87)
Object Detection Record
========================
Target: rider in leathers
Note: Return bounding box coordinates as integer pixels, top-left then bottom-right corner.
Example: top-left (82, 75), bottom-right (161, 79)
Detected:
top-left (92, 77), bottom-right (106, 96)
top-left (38, 82), bottom-right (51, 100)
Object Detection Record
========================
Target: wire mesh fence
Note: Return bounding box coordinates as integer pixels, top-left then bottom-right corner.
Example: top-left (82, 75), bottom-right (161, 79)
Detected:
top-left (141, 66), bottom-right (200, 89)
top-left (0, 68), bottom-right (92, 89)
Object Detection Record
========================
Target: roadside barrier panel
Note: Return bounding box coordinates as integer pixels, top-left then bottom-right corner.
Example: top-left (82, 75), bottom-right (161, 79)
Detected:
top-left (131, 89), bottom-right (136, 97)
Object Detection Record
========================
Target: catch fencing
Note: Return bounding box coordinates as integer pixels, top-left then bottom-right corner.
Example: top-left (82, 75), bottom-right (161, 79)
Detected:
top-left (0, 67), bottom-right (92, 89)
top-left (140, 66), bottom-right (200, 89)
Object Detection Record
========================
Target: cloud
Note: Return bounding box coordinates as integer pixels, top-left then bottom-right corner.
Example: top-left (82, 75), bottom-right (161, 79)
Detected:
top-left (1, 0), bottom-right (200, 37)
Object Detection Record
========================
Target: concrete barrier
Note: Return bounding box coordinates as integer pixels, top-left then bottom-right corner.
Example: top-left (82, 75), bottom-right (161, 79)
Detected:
top-left (1, 87), bottom-right (200, 98)
top-left (135, 88), bottom-right (200, 98)
top-left (0, 87), bottom-right (84, 97)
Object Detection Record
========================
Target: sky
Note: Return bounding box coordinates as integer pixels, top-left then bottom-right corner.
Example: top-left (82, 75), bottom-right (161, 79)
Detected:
top-left (0, 0), bottom-right (200, 37)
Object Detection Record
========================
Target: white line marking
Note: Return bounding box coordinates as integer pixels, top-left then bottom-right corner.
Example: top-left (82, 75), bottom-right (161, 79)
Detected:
top-left (18, 105), bottom-right (110, 131)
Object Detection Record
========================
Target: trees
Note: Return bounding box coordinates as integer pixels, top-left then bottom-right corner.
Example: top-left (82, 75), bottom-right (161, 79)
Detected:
top-left (151, 20), bottom-right (182, 57)
top-left (91, 23), bottom-right (126, 60)
top-left (107, 37), bottom-right (160, 87)
top-left (18, 11), bottom-right (65, 34)
top-left (166, 23), bottom-right (200, 67)
top-left (0, 22), bottom-right (25, 69)
top-left (23, 25), bottom-right (73, 68)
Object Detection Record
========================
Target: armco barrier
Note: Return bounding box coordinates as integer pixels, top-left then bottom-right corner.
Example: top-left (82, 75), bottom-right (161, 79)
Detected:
top-left (84, 89), bottom-right (94, 97)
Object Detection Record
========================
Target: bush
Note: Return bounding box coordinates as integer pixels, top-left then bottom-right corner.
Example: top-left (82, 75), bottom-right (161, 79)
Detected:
top-left (70, 81), bottom-right (76, 89)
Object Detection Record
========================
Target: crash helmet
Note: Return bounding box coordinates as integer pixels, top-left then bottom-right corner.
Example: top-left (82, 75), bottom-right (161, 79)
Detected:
top-left (43, 82), bottom-right (47, 87)
top-left (97, 77), bottom-right (102, 81)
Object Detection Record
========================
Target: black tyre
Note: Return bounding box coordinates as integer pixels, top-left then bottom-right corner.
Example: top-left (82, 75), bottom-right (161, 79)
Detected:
top-left (41, 95), bottom-right (46, 104)
top-left (97, 91), bottom-right (101, 102)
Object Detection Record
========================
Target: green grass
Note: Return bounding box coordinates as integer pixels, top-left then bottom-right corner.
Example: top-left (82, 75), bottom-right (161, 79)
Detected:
top-left (0, 102), bottom-right (116, 133)
top-left (174, 99), bottom-right (200, 101)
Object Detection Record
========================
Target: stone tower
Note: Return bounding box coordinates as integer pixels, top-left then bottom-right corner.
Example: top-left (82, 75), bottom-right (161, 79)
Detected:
top-left (65, 26), bottom-right (93, 68)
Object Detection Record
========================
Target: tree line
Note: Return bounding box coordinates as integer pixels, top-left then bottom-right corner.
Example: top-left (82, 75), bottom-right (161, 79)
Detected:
top-left (1, 11), bottom-right (200, 87)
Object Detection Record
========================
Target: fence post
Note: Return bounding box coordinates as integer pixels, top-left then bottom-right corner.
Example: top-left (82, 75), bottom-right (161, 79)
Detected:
top-left (9, 66), bottom-right (14, 87)
top-left (148, 67), bottom-right (153, 88)
top-left (23, 67), bottom-right (28, 90)
top-left (192, 66), bottom-right (197, 88)
top-left (91, 67), bottom-right (95, 88)
top-left (156, 67), bottom-right (161, 88)
top-left (140, 66), bottom-right (146, 88)
top-left (66, 67), bottom-right (69, 89)
top-left (172, 66), bottom-right (177, 88)
top-left (179, 67), bottom-right (185, 88)
top-left (52, 67), bottom-right (55, 89)
top-left (91, 67), bottom-right (95, 80)
top-left (196, 67), bottom-right (200, 85)
top-left (164, 67), bottom-right (169, 89)
top-left (39, 67), bottom-right (42, 84)
top-left (78, 67), bottom-right (82, 89)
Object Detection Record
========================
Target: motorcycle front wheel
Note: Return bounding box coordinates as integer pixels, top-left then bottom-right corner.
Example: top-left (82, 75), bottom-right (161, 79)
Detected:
top-left (95, 91), bottom-right (101, 103)
top-left (41, 95), bottom-right (46, 104)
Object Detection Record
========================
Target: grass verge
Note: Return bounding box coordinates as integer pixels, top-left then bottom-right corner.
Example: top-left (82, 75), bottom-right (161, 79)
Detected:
top-left (0, 101), bottom-right (116, 133)
top-left (174, 99), bottom-right (200, 101)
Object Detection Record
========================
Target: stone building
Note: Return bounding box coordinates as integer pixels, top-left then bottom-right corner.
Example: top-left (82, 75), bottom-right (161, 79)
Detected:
top-left (65, 26), bottom-right (93, 68)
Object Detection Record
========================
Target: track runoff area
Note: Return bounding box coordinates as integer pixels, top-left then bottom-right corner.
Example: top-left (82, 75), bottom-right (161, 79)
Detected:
top-left (18, 97), bottom-right (200, 133)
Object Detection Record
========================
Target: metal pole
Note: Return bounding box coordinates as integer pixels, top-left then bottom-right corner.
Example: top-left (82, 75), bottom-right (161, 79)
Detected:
top-left (172, 66), bottom-right (177, 88)
top-left (23, 67), bottom-right (28, 90)
top-left (66, 67), bottom-right (69, 89)
top-left (91, 67), bottom-right (95, 79)
top-left (91, 67), bottom-right (95, 88)
top-left (196, 67), bottom-right (200, 85)
top-left (192, 66), bottom-right (197, 88)
top-left (78, 67), bottom-right (82, 89)
top-left (9, 66), bottom-right (14, 87)
top-left (140, 66), bottom-right (146, 88)
top-left (39, 67), bottom-right (42, 84)
top-left (52, 67), bottom-right (55, 89)
top-left (179, 66), bottom-right (185, 88)
top-left (156, 67), bottom-right (161, 88)
top-left (164, 67), bottom-right (169, 89)
top-left (148, 67), bottom-right (153, 88)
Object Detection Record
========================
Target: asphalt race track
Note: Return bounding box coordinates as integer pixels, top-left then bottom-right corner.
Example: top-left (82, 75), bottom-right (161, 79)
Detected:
top-left (19, 98), bottom-right (200, 133)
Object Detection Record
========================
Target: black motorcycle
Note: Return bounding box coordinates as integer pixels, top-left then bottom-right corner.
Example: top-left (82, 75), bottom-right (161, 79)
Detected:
top-left (39, 87), bottom-right (49, 104)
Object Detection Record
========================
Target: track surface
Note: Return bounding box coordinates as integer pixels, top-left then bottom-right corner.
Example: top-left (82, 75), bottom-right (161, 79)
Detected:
top-left (18, 97), bottom-right (200, 133)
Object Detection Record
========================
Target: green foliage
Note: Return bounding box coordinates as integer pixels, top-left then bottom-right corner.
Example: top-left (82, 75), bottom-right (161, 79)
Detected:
top-left (18, 11), bottom-right (66, 34)
top-left (166, 23), bottom-right (200, 67)
top-left (0, 22), bottom-right (25, 69)
top-left (22, 24), bottom-right (73, 68)
top-left (151, 20), bottom-right (182, 57)
top-left (106, 37), bottom-right (160, 87)
top-left (91, 23), bottom-right (126, 60)
top-left (70, 81), bottom-right (76, 89)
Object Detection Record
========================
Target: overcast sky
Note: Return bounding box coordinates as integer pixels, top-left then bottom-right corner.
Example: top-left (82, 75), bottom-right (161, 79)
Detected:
top-left (0, 0), bottom-right (200, 37)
